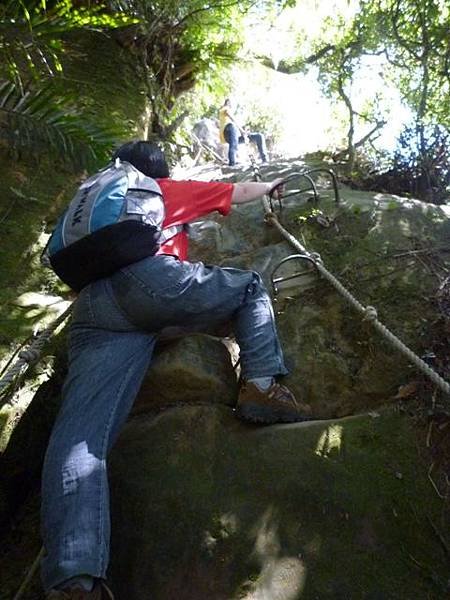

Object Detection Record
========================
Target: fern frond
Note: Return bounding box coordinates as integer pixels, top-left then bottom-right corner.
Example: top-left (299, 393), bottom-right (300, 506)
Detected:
top-left (0, 80), bottom-right (125, 168)
top-left (0, 1), bottom-right (136, 86)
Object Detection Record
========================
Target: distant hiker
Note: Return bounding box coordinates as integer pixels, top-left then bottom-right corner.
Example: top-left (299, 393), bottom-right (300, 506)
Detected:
top-left (41, 141), bottom-right (312, 599)
top-left (218, 98), bottom-right (268, 166)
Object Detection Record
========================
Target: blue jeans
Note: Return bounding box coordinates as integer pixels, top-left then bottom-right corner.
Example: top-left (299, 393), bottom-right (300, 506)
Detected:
top-left (223, 123), bottom-right (267, 165)
top-left (41, 256), bottom-right (287, 590)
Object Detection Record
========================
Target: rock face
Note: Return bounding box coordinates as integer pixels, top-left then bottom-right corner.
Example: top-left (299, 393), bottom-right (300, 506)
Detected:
top-left (141, 166), bottom-right (450, 418)
top-left (106, 164), bottom-right (450, 599)
top-left (133, 334), bottom-right (238, 414)
top-left (1, 161), bottom-right (449, 600)
top-left (193, 118), bottom-right (228, 161)
top-left (109, 407), bottom-right (447, 599)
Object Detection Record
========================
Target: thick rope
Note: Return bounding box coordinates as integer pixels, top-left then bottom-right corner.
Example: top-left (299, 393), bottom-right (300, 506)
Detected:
top-left (0, 304), bottom-right (73, 399)
top-left (12, 546), bottom-right (45, 600)
top-left (261, 195), bottom-right (450, 396)
top-left (5, 161), bottom-right (449, 599)
top-left (2, 306), bottom-right (73, 596)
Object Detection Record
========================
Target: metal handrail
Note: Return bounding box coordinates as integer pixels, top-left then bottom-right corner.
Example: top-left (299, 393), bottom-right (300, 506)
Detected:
top-left (301, 168), bottom-right (340, 204)
top-left (271, 253), bottom-right (319, 295)
top-left (268, 168), bottom-right (340, 214)
top-left (269, 172), bottom-right (319, 212)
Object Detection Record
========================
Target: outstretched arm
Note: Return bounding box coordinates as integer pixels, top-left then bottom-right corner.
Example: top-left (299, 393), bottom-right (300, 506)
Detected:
top-left (231, 179), bottom-right (284, 204)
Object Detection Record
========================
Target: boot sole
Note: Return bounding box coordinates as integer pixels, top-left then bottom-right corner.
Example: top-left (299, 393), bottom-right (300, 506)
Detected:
top-left (235, 403), bottom-right (312, 424)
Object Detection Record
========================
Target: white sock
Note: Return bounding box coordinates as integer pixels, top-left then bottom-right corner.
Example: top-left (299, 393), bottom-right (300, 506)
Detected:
top-left (248, 376), bottom-right (274, 391)
top-left (58, 576), bottom-right (94, 592)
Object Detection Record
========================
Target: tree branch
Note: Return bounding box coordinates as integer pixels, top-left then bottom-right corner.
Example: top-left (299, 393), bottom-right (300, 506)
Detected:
top-left (257, 40), bottom-right (366, 74)
top-left (391, 0), bottom-right (422, 61)
top-left (173, 0), bottom-right (256, 30)
top-left (334, 120), bottom-right (386, 159)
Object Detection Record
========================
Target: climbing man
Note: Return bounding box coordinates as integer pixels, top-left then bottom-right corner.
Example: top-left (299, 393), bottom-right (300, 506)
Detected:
top-left (41, 141), bottom-right (312, 599)
top-left (218, 98), bottom-right (268, 166)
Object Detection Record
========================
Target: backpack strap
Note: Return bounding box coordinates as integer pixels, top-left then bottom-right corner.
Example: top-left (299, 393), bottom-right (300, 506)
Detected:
top-left (160, 224), bottom-right (184, 243)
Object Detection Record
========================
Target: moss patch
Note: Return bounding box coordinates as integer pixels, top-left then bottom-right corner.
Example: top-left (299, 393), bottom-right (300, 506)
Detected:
top-left (0, 157), bottom-right (76, 362)
top-left (109, 406), bottom-right (449, 599)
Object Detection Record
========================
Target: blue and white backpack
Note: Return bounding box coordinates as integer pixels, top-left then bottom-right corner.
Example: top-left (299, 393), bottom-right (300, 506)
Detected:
top-left (44, 159), bottom-right (177, 291)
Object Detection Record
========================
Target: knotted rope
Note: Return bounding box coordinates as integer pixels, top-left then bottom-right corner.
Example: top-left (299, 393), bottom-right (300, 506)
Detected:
top-left (261, 190), bottom-right (450, 397)
top-left (0, 304), bottom-right (73, 401)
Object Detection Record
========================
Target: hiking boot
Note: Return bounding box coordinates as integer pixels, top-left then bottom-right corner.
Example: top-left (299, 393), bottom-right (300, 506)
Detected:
top-left (236, 381), bottom-right (312, 424)
top-left (47, 581), bottom-right (114, 600)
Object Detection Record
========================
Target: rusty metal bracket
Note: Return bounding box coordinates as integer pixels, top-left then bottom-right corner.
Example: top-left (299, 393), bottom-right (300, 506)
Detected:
top-left (269, 172), bottom-right (319, 213)
top-left (271, 253), bottom-right (319, 296)
top-left (268, 167), bottom-right (340, 216)
top-left (300, 168), bottom-right (340, 204)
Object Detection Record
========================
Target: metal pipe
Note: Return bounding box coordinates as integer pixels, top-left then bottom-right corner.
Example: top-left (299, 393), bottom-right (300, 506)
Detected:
top-left (270, 172), bottom-right (319, 211)
top-left (271, 253), bottom-right (319, 295)
top-left (300, 168), bottom-right (340, 203)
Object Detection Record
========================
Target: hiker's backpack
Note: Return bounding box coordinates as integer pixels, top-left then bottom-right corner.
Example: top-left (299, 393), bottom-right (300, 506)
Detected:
top-left (44, 159), bottom-right (175, 292)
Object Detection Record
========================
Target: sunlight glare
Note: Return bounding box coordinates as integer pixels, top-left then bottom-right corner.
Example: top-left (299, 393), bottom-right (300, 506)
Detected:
top-left (244, 507), bottom-right (306, 599)
top-left (233, 1), bottom-right (413, 158)
top-left (315, 424), bottom-right (343, 457)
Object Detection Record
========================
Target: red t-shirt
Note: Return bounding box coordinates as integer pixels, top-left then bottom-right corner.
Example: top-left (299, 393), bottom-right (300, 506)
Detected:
top-left (155, 179), bottom-right (233, 260)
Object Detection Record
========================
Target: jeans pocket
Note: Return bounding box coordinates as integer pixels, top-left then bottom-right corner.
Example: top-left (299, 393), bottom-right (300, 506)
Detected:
top-left (120, 256), bottom-right (187, 298)
top-left (72, 279), bottom-right (137, 333)
top-left (71, 287), bottom-right (95, 327)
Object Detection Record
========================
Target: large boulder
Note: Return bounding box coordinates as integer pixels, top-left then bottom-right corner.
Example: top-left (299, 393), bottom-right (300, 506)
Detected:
top-left (1, 161), bottom-right (449, 600)
top-left (187, 177), bottom-right (450, 417)
top-left (133, 334), bottom-right (238, 414)
top-left (192, 118), bottom-right (228, 161)
top-left (105, 175), bottom-right (450, 598)
top-left (109, 405), bottom-right (448, 599)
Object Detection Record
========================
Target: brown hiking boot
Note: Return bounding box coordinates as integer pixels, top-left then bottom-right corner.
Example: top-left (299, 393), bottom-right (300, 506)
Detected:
top-left (236, 381), bottom-right (313, 424)
top-left (47, 581), bottom-right (114, 600)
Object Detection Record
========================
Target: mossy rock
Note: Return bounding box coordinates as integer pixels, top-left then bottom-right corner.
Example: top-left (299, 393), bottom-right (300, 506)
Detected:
top-left (109, 406), bottom-right (448, 599)
top-left (0, 337), bottom-right (67, 528)
top-left (189, 183), bottom-right (450, 416)
top-left (134, 334), bottom-right (238, 414)
top-left (2, 160), bottom-right (449, 600)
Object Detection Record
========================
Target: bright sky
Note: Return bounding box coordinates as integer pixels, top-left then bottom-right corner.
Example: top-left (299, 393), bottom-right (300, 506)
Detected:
top-left (231, 64), bottom-right (340, 157)
top-left (230, 0), bottom-right (413, 157)
top-left (231, 60), bottom-right (412, 158)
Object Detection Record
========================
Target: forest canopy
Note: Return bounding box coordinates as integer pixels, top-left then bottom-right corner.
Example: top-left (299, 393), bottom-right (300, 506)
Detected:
top-left (0, 0), bottom-right (449, 202)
